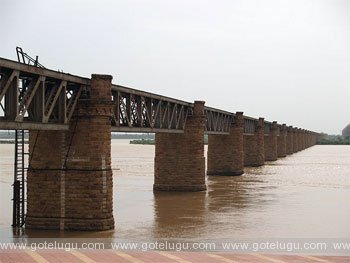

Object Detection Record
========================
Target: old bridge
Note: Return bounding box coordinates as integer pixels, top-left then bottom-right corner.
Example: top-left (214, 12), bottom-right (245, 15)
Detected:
top-left (0, 56), bottom-right (319, 231)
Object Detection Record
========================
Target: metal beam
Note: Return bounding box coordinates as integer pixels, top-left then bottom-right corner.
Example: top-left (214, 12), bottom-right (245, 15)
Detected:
top-left (111, 126), bottom-right (184, 133)
top-left (0, 121), bottom-right (69, 130)
top-left (0, 57), bottom-right (89, 85)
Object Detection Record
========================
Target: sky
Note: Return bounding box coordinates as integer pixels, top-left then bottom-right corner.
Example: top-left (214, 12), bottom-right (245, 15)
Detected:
top-left (1, 0), bottom-right (349, 134)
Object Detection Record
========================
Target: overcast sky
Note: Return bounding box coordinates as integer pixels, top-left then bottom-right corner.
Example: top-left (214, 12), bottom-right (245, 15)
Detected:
top-left (1, 0), bottom-right (349, 134)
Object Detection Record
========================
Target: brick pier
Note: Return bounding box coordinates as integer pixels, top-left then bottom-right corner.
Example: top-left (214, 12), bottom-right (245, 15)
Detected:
top-left (244, 118), bottom-right (265, 167)
top-left (286, 126), bottom-right (294, 155)
top-left (264, 121), bottom-right (278, 161)
top-left (277, 124), bottom-right (287, 157)
top-left (153, 101), bottom-right (206, 191)
top-left (293, 128), bottom-right (299, 153)
top-left (26, 74), bottom-right (115, 231)
top-left (207, 112), bottom-right (244, 176)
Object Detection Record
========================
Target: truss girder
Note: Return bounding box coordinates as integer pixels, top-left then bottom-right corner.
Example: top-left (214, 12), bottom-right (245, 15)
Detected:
top-left (0, 58), bottom-right (85, 130)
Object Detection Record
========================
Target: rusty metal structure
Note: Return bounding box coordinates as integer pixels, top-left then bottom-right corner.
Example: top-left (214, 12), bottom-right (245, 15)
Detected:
top-left (0, 56), bottom-right (86, 130)
top-left (111, 85), bottom-right (234, 134)
top-left (0, 55), bottom-right (254, 135)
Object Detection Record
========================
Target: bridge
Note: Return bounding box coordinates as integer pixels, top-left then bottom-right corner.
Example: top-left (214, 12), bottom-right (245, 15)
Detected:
top-left (0, 56), bottom-right (319, 231)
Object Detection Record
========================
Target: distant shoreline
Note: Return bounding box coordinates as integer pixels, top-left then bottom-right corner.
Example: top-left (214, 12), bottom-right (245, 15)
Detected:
top-left (130, 138), bottom-right (211, 145)
top-left (0, 140), bottom-right (29, 144)
top-left (130, 139), bottom-right (155, 145)
top-left (317, 138), bottom-right (350, 145)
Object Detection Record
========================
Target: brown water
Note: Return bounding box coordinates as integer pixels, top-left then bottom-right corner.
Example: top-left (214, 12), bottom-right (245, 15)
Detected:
top-left (0, 141), bottom-right (349, 241)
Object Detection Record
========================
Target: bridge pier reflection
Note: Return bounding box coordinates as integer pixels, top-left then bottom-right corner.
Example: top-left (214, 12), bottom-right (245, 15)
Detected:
top-left (152, 191), bottom-right (206, 239)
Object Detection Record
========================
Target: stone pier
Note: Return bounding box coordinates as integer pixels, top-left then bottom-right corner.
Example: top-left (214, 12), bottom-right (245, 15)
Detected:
top-left (277, 124), bottom-right (287, 157)
top-left (26, 74), bottom-right (115, 231)
top-left (154, 101), bottom-right (206, 191)
top-left (306, 131), bottom-right (311, 147)
top-left (293, 128), bottom-right (299, 153)
top-left (264, 121), bottom-right (278, 161)
top-left (244, 118), bottom-right (265, 167)
top-left (298, 128), bottom-right (303, 151)
top-left (286, 126), bottom-right (294, 155)
top-left (207, 112), bottom-right (244, 176)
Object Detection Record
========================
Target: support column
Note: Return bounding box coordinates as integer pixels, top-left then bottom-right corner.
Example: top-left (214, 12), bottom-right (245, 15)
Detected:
top-left (305, 131), bottom-right (308, 148)
top-left (293, 128), bottom-right (299, 153)
top-left (26, 130), bottom-right (66, 230)
top-left (244, 117), bottom-right (265, 167)
top-left (154, 101), bottom-right (206, 191)
top-left (277, 124), bottom-right (287, 157)
top-left (264, 121), bottom-right (278, 161)
top-left (207, 112), bottom-right (244, 176)
top-left (27, 74), bottom-right (114, 231)
top-left (311, 133), bottom-right (315, 146)
top-left (286, 126), bottom-right (294, 155)
top-left (308, 132), bottom-right (312, 147)
top-left (302, 130), bottom-right (306, 150)
top-left (298, 128), bottom-right (303, 151)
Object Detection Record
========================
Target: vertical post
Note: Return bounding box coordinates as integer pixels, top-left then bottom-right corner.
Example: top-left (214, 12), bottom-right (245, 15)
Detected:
top-left (12, 130), bottom-right (19, 227)
top-left (5, 74), bottom-right (18, 120)
top-left (154, 101), bottom-right (206, 191)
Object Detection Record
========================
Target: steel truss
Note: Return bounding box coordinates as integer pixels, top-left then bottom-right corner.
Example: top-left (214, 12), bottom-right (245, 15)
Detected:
top-left (0, 56), bottom-right (304, 135)
top-left (0, 58), bottom-right (86, 130)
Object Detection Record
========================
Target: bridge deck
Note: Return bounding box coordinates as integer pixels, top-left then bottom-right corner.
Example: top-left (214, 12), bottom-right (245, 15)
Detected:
top-left (0, 56), bottom-right (308, 135)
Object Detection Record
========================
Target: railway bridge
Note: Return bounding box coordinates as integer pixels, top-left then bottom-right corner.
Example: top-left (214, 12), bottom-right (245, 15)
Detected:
top-left (0, 56), bottom-right (319, 231)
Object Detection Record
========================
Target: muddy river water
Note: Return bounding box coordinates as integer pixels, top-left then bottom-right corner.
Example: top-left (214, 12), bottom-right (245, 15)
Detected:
top-left (0, 141), bottom-right (349, 242)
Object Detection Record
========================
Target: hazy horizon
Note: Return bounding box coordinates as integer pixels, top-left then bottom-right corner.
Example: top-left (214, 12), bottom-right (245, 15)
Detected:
top-left (1, 0), bottom-right (349, 134)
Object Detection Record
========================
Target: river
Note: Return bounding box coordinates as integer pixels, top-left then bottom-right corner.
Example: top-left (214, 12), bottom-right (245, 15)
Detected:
top-left (0, 140), bottom-right (349, 242)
